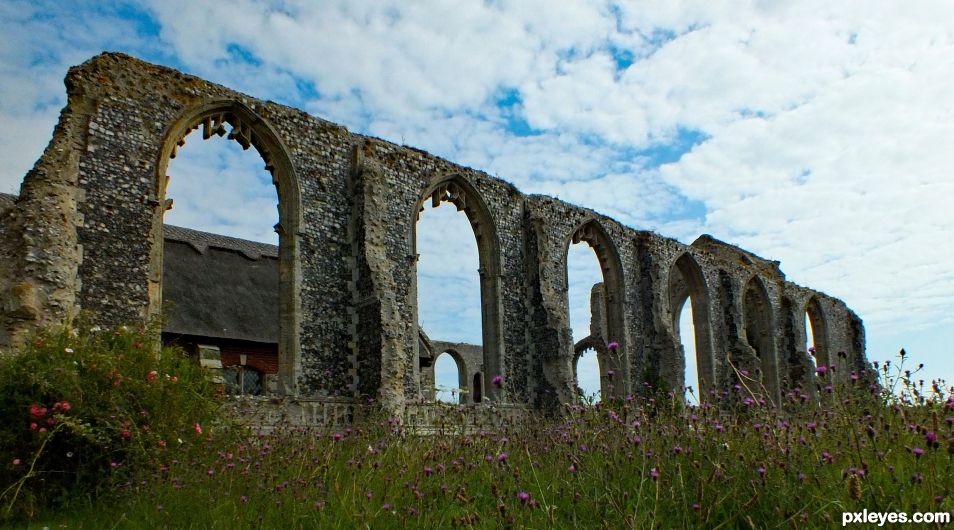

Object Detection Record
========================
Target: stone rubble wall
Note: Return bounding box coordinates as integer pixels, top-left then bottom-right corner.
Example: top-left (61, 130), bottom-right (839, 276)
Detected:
top-left (0, 53), bottom-right (868, 415)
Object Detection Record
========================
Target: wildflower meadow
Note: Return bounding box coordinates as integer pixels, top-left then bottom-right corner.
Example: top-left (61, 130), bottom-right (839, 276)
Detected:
top-left (1, 325), bottom-right (952, 528)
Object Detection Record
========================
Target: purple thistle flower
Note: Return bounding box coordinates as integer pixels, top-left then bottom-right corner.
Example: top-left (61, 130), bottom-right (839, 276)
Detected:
top-left (912, 447), bottom-right (925, 459)
top-left (607, 369), bottom-right (615, 378)
top-left (497, 453), bottom-right (508, 463)
top-left (650, 467), bottom-right (660, 480)
top-left (607, 341), bottom-right (619, 351)
top-left (568, 464), bottom-right (577, 473)
top-left (815, 366), bottom-right (827, 376)
top-left (424, 466), bottom-right (434, 475)
top-left (491, 375), bottom-right (503, 387)
top-left (517, 491), bottom-right (531, 503)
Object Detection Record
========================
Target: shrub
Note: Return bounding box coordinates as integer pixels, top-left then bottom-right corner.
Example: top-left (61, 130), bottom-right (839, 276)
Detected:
top-left (0, 321), bottom-right (221, 521)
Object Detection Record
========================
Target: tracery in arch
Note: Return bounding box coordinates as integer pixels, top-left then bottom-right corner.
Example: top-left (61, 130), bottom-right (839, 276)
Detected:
top-left (412, 176), bottom-right (504, 402)
top-left (565, 220), bottom-right (626, 399)
top-left (153, 102), bottom-right (302, 395)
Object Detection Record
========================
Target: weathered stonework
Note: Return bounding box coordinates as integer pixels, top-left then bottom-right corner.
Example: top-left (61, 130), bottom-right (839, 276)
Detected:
top-left (0, 53), bottom-right (868, 417)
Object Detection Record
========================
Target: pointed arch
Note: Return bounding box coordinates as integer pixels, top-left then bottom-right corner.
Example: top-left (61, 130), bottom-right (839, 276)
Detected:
top-left (410, 174), bottom-right (504, 401)
top-left (152, 100), bottom-right (302, 394)
top-left (668, 252), bottom-right (715, 399)
top-left (565, 218), bottom-right (627, 398)
top-left (805, 295), bottom-right (830, 372)
top-left (434, 349), bottom-right (468, 404)
top-left (742, 276), bottom-right (779, 402)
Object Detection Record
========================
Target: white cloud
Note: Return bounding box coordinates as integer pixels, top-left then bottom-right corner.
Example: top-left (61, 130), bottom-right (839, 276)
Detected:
top-left (163, 133), bottom-right (279, 244)
top-left (2, 0), bottom-right (953, 386)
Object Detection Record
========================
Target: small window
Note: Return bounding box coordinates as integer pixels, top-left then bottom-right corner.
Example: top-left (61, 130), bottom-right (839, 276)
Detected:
top-left (223, 366), bottom-right (263, 395)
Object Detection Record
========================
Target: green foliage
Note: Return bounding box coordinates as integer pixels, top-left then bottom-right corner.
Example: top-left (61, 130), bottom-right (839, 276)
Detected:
top-left (10, 345), bottom-right (954, 528)
top-left (0, 321), bottom-right (221, 521)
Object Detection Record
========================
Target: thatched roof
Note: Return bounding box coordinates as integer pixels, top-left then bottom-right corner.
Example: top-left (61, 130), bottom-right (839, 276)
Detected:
top-left (162, 225), bottom-right (278, 344)
top-left (0, 192), bottom-right (15, 210)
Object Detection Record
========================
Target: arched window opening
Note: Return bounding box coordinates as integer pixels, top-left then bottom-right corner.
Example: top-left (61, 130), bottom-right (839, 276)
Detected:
top-left (415, 195), bottom-right (481, 403)
top-left (805, 312), bottom-right (817, 372)
top-left (742, 278), bottom-right (779, 402)
top-left (434, 352), bottom-right (464, 404)
top-left (160, 113), bottom-right (282, 395)
top-left (574, 347), bottom-right (601, 403)
top-left (164, 127), bottom-right (278, 244)
top-left (669, 253), bottom-right (713, 403)
top-left (678, 298), bottom-right (699, 404)
top-left (413, 177), bottom-right (502, 402)
top-left (567, 242), bottom-right (604, 399)
top-left (565, 220), bottom-right (626, 400)
top-left (805, 296), bottom-right (830, 375)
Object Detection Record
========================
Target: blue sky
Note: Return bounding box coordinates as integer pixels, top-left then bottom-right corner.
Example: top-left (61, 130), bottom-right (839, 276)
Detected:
top-left (2, 1), bottom-right (953, 399)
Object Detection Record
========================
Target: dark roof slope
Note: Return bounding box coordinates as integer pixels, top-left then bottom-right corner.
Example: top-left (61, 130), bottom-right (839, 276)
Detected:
top-left (162, 225), bottom-right (278, 343)
top-left (163, 225), bottom-right (277, 260)
top-left (0, 192), bottom-right (16, 211)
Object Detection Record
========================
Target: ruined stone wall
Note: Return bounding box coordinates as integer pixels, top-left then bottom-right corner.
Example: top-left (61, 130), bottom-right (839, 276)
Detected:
top-left (423, 340), bottom-right (484, 404)
top-left (0, 53), bottom-right (867, 415)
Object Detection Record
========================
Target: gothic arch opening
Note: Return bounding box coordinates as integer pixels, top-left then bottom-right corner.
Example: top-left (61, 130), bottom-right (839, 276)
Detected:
top-left (434, 350), bottom-right (468, 404)
top-left (742, 277), bottom-right (779, 403)
top-left (572, 335), bottom-right (607, 403)
top-left (565, 220), bottom-right (626, 399)
top-left (805, 296), bottom-right (830, 374)
top-left (411, 176), bottom-right (504, 402)
top-left (152, 101), bottom-right (302, 395)
top-left (573, 346), bottom-right (601, 403)
top-left (668, 253), bottom-right (714, 403)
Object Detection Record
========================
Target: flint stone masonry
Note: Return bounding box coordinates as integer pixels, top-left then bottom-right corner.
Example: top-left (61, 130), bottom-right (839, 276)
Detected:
top-left (0, 53), bottom-right (868, 417)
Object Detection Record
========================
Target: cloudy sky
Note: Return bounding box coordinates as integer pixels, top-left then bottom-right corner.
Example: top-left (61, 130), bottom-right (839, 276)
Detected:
top-left (2, 1), bottom-right (952, 398)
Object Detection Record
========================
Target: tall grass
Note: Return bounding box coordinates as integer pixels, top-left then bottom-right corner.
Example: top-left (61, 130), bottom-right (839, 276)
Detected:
top-left (2, 326), bottom-right (952, 528)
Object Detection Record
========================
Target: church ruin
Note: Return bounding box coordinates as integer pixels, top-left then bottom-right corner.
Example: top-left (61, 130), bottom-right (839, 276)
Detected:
top-left (0, 53), bottom-right (867, 421)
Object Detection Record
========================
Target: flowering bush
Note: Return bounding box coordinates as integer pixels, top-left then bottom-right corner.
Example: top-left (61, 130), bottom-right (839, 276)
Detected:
top-left (0, 321), bottom-right (220, 521)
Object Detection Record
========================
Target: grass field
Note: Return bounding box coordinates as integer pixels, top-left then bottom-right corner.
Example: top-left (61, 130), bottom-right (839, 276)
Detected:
top-left (2, 328), bottom-right (952, 528)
